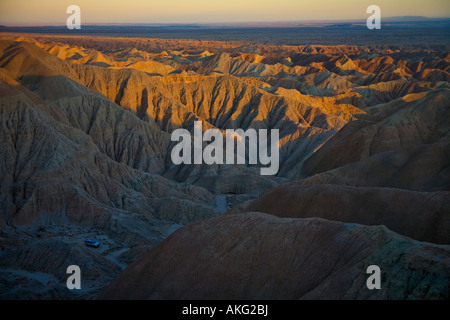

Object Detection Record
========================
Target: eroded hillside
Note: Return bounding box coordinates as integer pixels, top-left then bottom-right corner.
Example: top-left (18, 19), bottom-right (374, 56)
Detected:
top-left (0, 33), bottom-right (449, 299)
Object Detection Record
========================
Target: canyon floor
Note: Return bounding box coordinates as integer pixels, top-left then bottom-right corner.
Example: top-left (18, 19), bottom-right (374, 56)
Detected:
top-left (0, 30), bottom-right (449, 299)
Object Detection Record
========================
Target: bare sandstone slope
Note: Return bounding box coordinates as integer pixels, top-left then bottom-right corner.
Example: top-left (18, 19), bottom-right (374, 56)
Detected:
top-left (0, 39), bottom-right (354, 181)
top-left (0, 43), bottom-right (220, 299)
top-left (100, 212), bottom-right (450, 300)
top-left (298, 142), bottom-right (450, 192)
top-left (300, 89), bottom-right (450, 178)
top-left (0, 40), bottom-right (170, 175)
top-left (243, 184), bottom-right (450, 244)
top-left (0, 69), bottom-right (216, 227)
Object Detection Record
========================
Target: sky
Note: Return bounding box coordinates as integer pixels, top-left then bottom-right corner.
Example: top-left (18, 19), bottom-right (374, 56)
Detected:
top-left (0, 0), bottom-right (449, 25)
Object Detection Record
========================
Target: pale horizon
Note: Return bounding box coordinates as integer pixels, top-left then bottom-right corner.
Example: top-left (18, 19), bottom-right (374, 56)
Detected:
top-left (1, 0), bottom-right (449, 26)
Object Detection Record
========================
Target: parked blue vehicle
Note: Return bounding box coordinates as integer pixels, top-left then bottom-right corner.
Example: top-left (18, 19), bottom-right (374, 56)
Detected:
top-left (85, 239), bottom-right (100, 248)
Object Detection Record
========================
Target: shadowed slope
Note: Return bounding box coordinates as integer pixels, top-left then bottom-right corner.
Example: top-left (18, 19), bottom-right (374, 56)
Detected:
top-left (244, 184), bottom-right (450, 244)
top-left (100, 212), bottom-right (450, 300)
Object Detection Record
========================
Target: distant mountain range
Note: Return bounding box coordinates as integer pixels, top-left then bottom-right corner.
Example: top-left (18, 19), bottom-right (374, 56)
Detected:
top-left (1, 16), bottom-right (449, 28)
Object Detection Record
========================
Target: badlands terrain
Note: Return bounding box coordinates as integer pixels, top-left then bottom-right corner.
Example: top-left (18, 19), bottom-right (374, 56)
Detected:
top-left (0, 32), bottom-right (449, 299)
